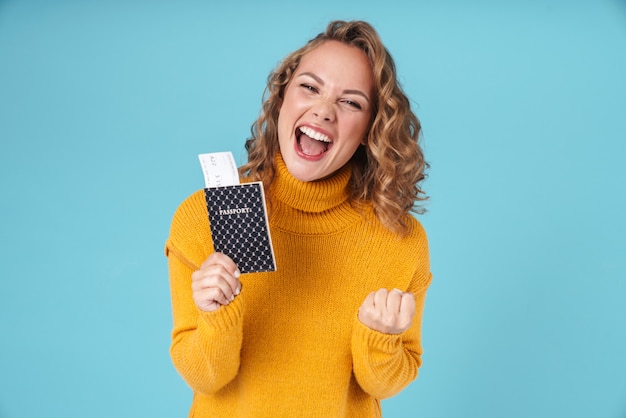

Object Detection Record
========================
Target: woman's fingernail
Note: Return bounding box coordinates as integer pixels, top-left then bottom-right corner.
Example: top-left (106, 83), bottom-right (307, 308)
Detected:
top-left (234, 269), bottom-right (241, 278)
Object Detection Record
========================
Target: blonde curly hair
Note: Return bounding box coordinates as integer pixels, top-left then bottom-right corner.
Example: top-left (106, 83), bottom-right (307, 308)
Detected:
top-left (239, 20), bottom-right (428, 236)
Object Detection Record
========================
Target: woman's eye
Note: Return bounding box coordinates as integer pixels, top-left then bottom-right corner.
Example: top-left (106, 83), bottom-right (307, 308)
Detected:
top-left (300, 84), bottom-right (318, 93)
top-left (342, 99), bottom-right (362, 110)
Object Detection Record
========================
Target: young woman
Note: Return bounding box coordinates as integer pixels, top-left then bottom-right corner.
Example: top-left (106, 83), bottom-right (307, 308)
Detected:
top-left (166, 20), bottom-right (432, 417)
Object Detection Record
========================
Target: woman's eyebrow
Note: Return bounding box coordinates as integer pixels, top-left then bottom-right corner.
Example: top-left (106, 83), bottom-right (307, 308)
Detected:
top-left (297, 72), bottom-right (370, 103)
top-left (298, 72), bottom-right (324, 85)
top-left (343, 89), bottom-right (370, 103)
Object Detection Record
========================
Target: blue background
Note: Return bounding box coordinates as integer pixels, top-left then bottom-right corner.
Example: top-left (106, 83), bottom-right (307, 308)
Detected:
top-left (1, 1), bottom-right (625, 417)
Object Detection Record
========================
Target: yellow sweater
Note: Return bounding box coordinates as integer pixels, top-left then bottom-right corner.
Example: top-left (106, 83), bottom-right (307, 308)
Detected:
top-left (165, 155), bottom-right (432, 417)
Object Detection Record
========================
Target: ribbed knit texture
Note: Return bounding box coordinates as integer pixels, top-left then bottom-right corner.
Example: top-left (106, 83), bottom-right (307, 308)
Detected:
top-left (165, 154), bottom-right (432, 417)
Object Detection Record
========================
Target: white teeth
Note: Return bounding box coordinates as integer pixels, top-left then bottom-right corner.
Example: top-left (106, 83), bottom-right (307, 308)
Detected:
top-left (299, 126), bottom-right (331, 143)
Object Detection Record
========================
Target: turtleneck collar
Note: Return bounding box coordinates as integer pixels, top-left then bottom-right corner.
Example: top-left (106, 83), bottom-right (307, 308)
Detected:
top-left (268, 153), bottom-right (364, 235)
top-left (271, 153), bottom-right (352, 213)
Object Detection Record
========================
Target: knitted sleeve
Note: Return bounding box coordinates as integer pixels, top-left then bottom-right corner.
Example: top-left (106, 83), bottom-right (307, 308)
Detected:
top-left (165, 190), bottom-right (244, 395)
top-left (350, 219), bottom-right (432, 399)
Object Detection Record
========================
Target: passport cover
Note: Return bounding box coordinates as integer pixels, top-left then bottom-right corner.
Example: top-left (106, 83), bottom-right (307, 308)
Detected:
top-left (204, 182), bottom-right (276, 273)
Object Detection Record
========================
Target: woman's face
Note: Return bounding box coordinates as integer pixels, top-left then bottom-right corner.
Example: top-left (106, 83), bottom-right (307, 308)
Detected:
top-left (277, 40), bottom-right (374, 182)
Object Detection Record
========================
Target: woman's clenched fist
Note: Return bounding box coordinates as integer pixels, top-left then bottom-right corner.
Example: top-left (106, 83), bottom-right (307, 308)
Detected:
top-left (358, 288), bottom-right (416, 334)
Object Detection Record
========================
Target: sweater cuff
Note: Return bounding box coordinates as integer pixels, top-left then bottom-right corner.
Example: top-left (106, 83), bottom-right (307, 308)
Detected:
top-left (352, 316), bottom-right (403, 355)
top-left (198, 290), bottom-right (245, 333)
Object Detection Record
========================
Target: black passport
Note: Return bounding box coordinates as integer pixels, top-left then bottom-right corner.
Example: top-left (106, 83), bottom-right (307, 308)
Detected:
top-left (204, 182), bottom-right (276, 273)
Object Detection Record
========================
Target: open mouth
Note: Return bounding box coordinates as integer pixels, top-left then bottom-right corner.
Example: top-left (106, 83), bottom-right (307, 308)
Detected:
top-left (296, 126), bottom-right (332, 157)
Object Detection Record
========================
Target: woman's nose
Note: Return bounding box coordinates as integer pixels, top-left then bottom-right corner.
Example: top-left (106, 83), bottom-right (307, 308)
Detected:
top-left (312, 98), bottom-right (335, 122)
